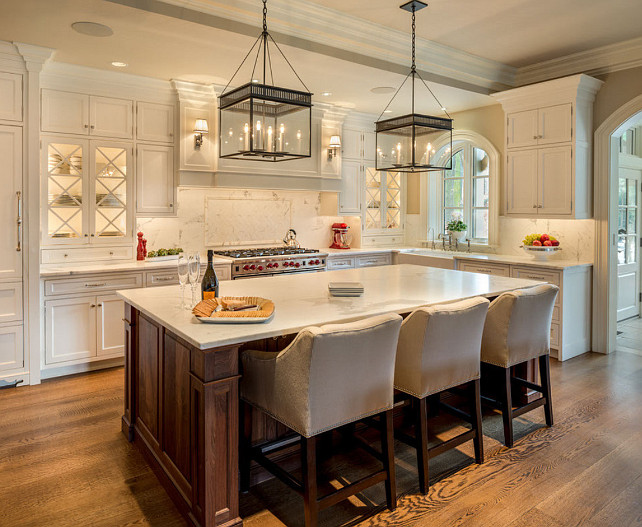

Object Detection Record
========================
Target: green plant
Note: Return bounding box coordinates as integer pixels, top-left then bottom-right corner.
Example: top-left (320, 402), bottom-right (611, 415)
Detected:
top-left (446, 219), bottom-right (467, 232)
top-left (147, 250), bottom-right (156, 258)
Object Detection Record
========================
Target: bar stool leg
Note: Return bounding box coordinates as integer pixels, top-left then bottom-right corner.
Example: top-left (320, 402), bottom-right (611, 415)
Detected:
top-left (501, 367), bottom-right (514, 448)
top-left (380, 409), bottom-right (397, 510)
top-left (539, 354), bottom-right (554, 427)
top-left (302, 436), bottom-right (318, 527)
top-left (415, 397), bottom-right (430, 494)
top-left (470, 379), bottom-right (484, 464)
top-left (240, 400), bottom-right (252, 492)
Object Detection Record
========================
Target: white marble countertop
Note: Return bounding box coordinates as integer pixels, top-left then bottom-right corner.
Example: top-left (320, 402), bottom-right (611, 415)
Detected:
top-left (40, 258), bottom-right (232, 278)
top-left (117, 264), bottom-right (544, 350)
top-left (396, 248), bottom-right (592, 270)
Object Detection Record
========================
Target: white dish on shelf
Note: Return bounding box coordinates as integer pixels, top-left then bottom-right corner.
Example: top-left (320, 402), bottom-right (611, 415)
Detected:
top-left (522, 245), bottom-right (562, 260)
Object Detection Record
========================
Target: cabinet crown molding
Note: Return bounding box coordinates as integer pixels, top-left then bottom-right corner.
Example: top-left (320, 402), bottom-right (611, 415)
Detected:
top-left (491, 74), bottom-right (604, 111)
top-left (171, 79), bottom-right (217, 102)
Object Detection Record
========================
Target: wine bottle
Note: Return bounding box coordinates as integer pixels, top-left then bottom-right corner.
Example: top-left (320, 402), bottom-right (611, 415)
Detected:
top-left (201, 250), bottom-right (219, 300)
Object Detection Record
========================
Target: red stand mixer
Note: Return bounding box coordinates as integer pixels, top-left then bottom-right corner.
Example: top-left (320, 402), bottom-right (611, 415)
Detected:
top-left (330, 223), bottom-right (351, 249)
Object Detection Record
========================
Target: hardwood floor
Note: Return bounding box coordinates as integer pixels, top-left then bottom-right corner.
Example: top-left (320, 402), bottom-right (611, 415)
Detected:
top-left (1, 350), bottom-right (640, 527)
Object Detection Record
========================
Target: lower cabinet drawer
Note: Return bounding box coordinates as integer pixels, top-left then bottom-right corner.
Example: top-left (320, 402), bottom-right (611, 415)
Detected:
top-left (552, 305), bottom-right (560, 323)
top-left (458, 261), bottom-right (511, 277)
top-left (146, 271), bottom-right (178, 287)
top-left (0, 282), bottom-right (22, 324)
top-left (550, 322), bottom-right (560, 348)
top-left (0, 324), bottom-right (24, 372)
top-left (214, 264), bottom-right (231, 281)
top-left (44, 273), bottom-right (143, 296)
top-left (356, 253), bottom-right (392, 268)
top-left (41, 246), bottom-right (133, 264)
top-left (327, 257), bottom-right (356, 270)
top-left (511, 266), bottom-right (561, 287)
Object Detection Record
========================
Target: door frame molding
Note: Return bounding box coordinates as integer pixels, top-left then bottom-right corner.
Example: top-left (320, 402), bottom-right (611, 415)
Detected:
top-left (593, 94), bottom-right (642, 354)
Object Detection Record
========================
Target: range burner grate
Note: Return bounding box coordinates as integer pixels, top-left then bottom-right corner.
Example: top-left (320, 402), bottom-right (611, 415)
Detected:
top-left (213, 247), bottom-right (320, 259)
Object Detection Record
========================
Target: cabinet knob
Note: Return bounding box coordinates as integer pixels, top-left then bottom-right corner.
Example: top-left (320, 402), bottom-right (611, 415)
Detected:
top-left (533, 205), bottom-right (537, 208)
top-left (84, 124), bottom-right (89, 129)
top-left (533, 135), bottom-right (538, 139)
top-left (90, 125), bottom-right (95, 129)
top-left (90, 304), bottom-right (96, 308)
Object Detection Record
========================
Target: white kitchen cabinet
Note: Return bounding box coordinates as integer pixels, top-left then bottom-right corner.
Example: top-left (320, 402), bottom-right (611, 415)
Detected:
top-left (538, 146), bottom-right (573, 215)
top-left (327, 251), bottom-right (392, 270)
top-left (42, 137), bottom-right (134, 246)
top-left (0, 125), bottom-right (23, 279)
top-left (494, 74), bottom-right (602, 220)
top-left (507, 104), bottom-right (572, 149)
top-left (356, 253), bottom-right (392, 267)
top-left (458, 260), bottom-right (511, 277)
top-left (339, 160), bottom-right (362, 214)
top-left (45, 296), bottom-right (96, 364)
top-left (41, 89), bottom-right (89, 135)
top-left (89, 96), bottom-right (133, 139)
top-left (342, 128), bottom-right (376, 161)
top-left (0, 325), bottom-right (23, 372)
top-left (96, 294), bottom-right (124, 357)
top-left (506, 146), bottom-right (572, 216)
top-left (0, 282), bottom-right (22, 324)
top-left (0, 72), bottom-right (23, 122)
top-left (136, 144), bottom-right (175, 215)
top-left (42, 90), bottom-right (133, 139)
top-left (136, 101), bottom-right (175, 143)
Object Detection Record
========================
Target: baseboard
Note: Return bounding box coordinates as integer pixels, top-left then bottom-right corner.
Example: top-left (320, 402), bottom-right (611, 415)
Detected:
top-left (40, 357), bottom-right (124, 379)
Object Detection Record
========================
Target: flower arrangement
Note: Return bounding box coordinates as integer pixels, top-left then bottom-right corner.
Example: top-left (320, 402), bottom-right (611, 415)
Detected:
top-left (446, 219), bottom-right (467, 232)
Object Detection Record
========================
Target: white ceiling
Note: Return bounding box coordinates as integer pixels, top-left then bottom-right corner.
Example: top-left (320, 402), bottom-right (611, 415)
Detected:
top-left (0, 0), bottom-right (495, 114)
top-left (0, 0), bottom-right (639, 114)
top-left (309, 0), bottom-right (642, 67)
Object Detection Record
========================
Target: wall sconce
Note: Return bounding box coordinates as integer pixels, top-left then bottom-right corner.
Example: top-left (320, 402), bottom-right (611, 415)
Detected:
top-left (194, 118), bottom-right (209, 149)
top-left (327, 135), bottom-right (341, 160)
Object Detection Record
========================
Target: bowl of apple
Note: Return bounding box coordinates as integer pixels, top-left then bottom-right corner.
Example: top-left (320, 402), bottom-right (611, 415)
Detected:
top-left (522, 233), bottom-right (561, 260)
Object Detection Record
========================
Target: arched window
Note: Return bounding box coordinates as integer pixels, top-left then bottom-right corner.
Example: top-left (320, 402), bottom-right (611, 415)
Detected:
top-left (429, 132), bottom-right (498, 246)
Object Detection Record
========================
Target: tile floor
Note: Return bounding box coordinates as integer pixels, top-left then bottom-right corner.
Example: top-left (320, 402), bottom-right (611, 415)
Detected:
top-left (617, 316), bottom-right (642, 355)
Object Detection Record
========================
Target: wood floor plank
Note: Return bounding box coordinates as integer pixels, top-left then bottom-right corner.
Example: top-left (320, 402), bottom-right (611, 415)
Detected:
top-left (1, 352), bottom-right (641, 527)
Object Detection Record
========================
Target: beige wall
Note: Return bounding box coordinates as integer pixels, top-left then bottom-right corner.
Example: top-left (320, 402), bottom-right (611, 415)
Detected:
top-left (594, 66), bottom-right (642, 131)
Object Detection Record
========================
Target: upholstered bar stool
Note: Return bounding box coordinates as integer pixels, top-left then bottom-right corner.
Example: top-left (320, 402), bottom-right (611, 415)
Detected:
top-left (394, 297), bottom-right (490, 494)
top-left (480, 284), bottom-right (559, 448)
top-left (240, 313), bottom-right (403, 527)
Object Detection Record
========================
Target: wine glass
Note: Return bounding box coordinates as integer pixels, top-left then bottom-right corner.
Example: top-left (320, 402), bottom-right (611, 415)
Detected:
top-left (188, 253), bottom-right (201, 307)
top-left (177, 254), bottom-right (189, 310)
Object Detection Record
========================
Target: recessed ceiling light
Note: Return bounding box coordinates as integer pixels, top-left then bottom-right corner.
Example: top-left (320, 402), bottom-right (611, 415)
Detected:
top-left (321, 92), bottom-right (332, 97)
top-left (71, 21), bottom-right (113, 37)
top-left (441, 107), bottom-right (447, 111)
top-left (370, 86), bottom-right (395, 94)
top-left (251, 79), bottom-right (260, 83)
top-left (111, 61), bottom-right (128, 68)
top-left (383, 110), bottom-right (392, 113)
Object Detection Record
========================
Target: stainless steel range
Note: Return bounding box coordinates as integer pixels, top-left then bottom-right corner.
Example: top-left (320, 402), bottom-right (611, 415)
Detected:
top-left (213, 247), bottom-right (328, 279)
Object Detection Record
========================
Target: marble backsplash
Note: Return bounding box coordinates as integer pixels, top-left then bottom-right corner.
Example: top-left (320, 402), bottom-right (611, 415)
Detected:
top-left (137, 187), bottom-right (361, 254)
top-left (496, 217), bottom-right (595, 262)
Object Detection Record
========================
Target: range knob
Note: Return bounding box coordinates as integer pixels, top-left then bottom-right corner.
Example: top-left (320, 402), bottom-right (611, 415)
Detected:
top-left (283, 262), bottom-right (289, 267)
top-left (294, 262), bottom-right (300, 268)
top-left (309, 260), bottom-right (315, 265)
top-left (258, 265), bottom-right (263, 271)
top-left (267, 263), bottom-right (272, 269)
top-left (315, 259), bottom-right (320, 264)
top-left (273, 262), bottom-right (279, 268)
top-left (250, 264), bottom-right (256, 270)
top-left (243, 264), bottom-right (250, 271)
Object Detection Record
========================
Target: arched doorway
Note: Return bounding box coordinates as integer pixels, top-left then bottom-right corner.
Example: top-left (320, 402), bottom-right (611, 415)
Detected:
top-left (593, 95), bottom-right (642, 354)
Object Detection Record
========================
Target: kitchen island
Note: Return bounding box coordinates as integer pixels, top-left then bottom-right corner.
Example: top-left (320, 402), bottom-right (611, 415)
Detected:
top-left (117, 264), bottom-right (543, 527)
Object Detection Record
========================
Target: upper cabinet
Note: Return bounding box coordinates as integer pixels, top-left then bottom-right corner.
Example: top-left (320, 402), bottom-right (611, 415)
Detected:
top-left (42, 89), bottom-right (133, 139)
top-left (342, 128), bottom-right (376, 161)
top-left (493, 74), bottom-right (603, 219)
top-left (136, 144), bottom-right (175, 215)
top-left (136, 102), bottom-right (175, 143)
top-left (0, 72), bottom-right (23, 122)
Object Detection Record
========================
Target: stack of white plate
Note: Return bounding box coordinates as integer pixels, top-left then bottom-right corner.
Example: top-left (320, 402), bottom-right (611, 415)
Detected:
top-left (328, 282), bottom-right (364, 297)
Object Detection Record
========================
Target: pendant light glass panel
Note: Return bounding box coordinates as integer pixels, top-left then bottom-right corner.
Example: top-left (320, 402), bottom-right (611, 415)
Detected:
top-left (376, 115), bottom-right (452, 172)
top-left (219, 84), bottom-right (311, 161)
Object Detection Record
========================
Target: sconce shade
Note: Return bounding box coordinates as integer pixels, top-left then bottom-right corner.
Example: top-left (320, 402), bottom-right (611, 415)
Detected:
top-left (329, 135), bottom-right (341, 148)
top-left (194, 119), bottom-right (209, 133)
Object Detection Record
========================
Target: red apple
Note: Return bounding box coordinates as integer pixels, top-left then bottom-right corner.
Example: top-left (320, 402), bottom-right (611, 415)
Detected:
top-left (540, 234), bottom-right (550, 242)
top-left (543, 240), bottom-right (553, 246)
top-left (532, 240), bottom-right (542, 246)
top-left (551, 240), bottom-right (560, 247)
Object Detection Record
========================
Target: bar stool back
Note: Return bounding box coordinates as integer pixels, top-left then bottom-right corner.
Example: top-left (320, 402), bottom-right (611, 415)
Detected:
top-left (394, 297), bottom-right (490, 494)
top-left (240, 313), bottom-right (403, 527)
top-left (480, 284), bottom-right (559, 447)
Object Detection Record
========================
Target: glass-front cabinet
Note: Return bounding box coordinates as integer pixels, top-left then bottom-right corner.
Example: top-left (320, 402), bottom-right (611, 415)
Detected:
top-left (363, 167), bottom-right (402, 233)
top-left (42, 137), bottom-right (133, 245)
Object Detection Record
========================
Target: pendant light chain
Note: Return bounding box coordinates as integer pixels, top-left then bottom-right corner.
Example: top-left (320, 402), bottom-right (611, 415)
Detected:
top-left (263, 0), bottom-right (268, 33)
top-left (411, 6), bottom-right (416, 73)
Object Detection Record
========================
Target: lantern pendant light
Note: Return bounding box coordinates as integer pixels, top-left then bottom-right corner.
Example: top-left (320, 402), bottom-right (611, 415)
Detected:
top-left (375, 1), bottom-right (453, 172)
top-left (219, 0), bottom-right (312, 162)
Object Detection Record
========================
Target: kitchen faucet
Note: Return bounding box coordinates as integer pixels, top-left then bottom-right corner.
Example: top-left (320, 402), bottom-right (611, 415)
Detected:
top-left (437, 232), bottom-right (451, 250)
top-left (427, 227), bottom-right (436, 250)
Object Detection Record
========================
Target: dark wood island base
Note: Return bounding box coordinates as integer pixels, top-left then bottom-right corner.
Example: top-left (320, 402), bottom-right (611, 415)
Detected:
top-left (122, 304), bottom-right (242, 527)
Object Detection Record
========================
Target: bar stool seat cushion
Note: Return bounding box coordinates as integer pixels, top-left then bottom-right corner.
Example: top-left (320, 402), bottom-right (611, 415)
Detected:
top-left (394, 297), bottom-right (490, 398)
top-left (481, 284), bottom-right (559, 368)
top-left (241, 313), bottom-right (402, 438)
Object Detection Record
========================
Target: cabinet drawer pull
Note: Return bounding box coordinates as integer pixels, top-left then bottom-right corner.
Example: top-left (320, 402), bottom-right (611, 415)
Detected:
top-left (525, 275), bottom-right (547, 281)
top-left (84, 283), bottom-right (106, 288)
top-left (155, 276), bottom-right (176, 281)
top-left (477, 269), bottom-right (494, 273)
